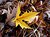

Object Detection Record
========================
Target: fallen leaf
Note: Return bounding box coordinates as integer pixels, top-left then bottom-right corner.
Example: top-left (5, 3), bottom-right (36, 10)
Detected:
top-left (12, 4), bottom-right (39, 29)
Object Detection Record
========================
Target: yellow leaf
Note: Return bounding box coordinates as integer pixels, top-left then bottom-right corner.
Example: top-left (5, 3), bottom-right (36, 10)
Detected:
top-left (16, 3), bottom-right (21, 18)
top-left (17, 19), bottom-right (31, 29)
top-left (16, 20), bottom-right (19, 27)
top-left (20, 11), bottom-right (39, 22)
top-left (12, 4), bottom-right (39, 29)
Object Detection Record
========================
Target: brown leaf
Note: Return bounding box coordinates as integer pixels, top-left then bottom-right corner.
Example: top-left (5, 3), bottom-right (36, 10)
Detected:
top-left (6, 7), bottom-right (17, 23)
